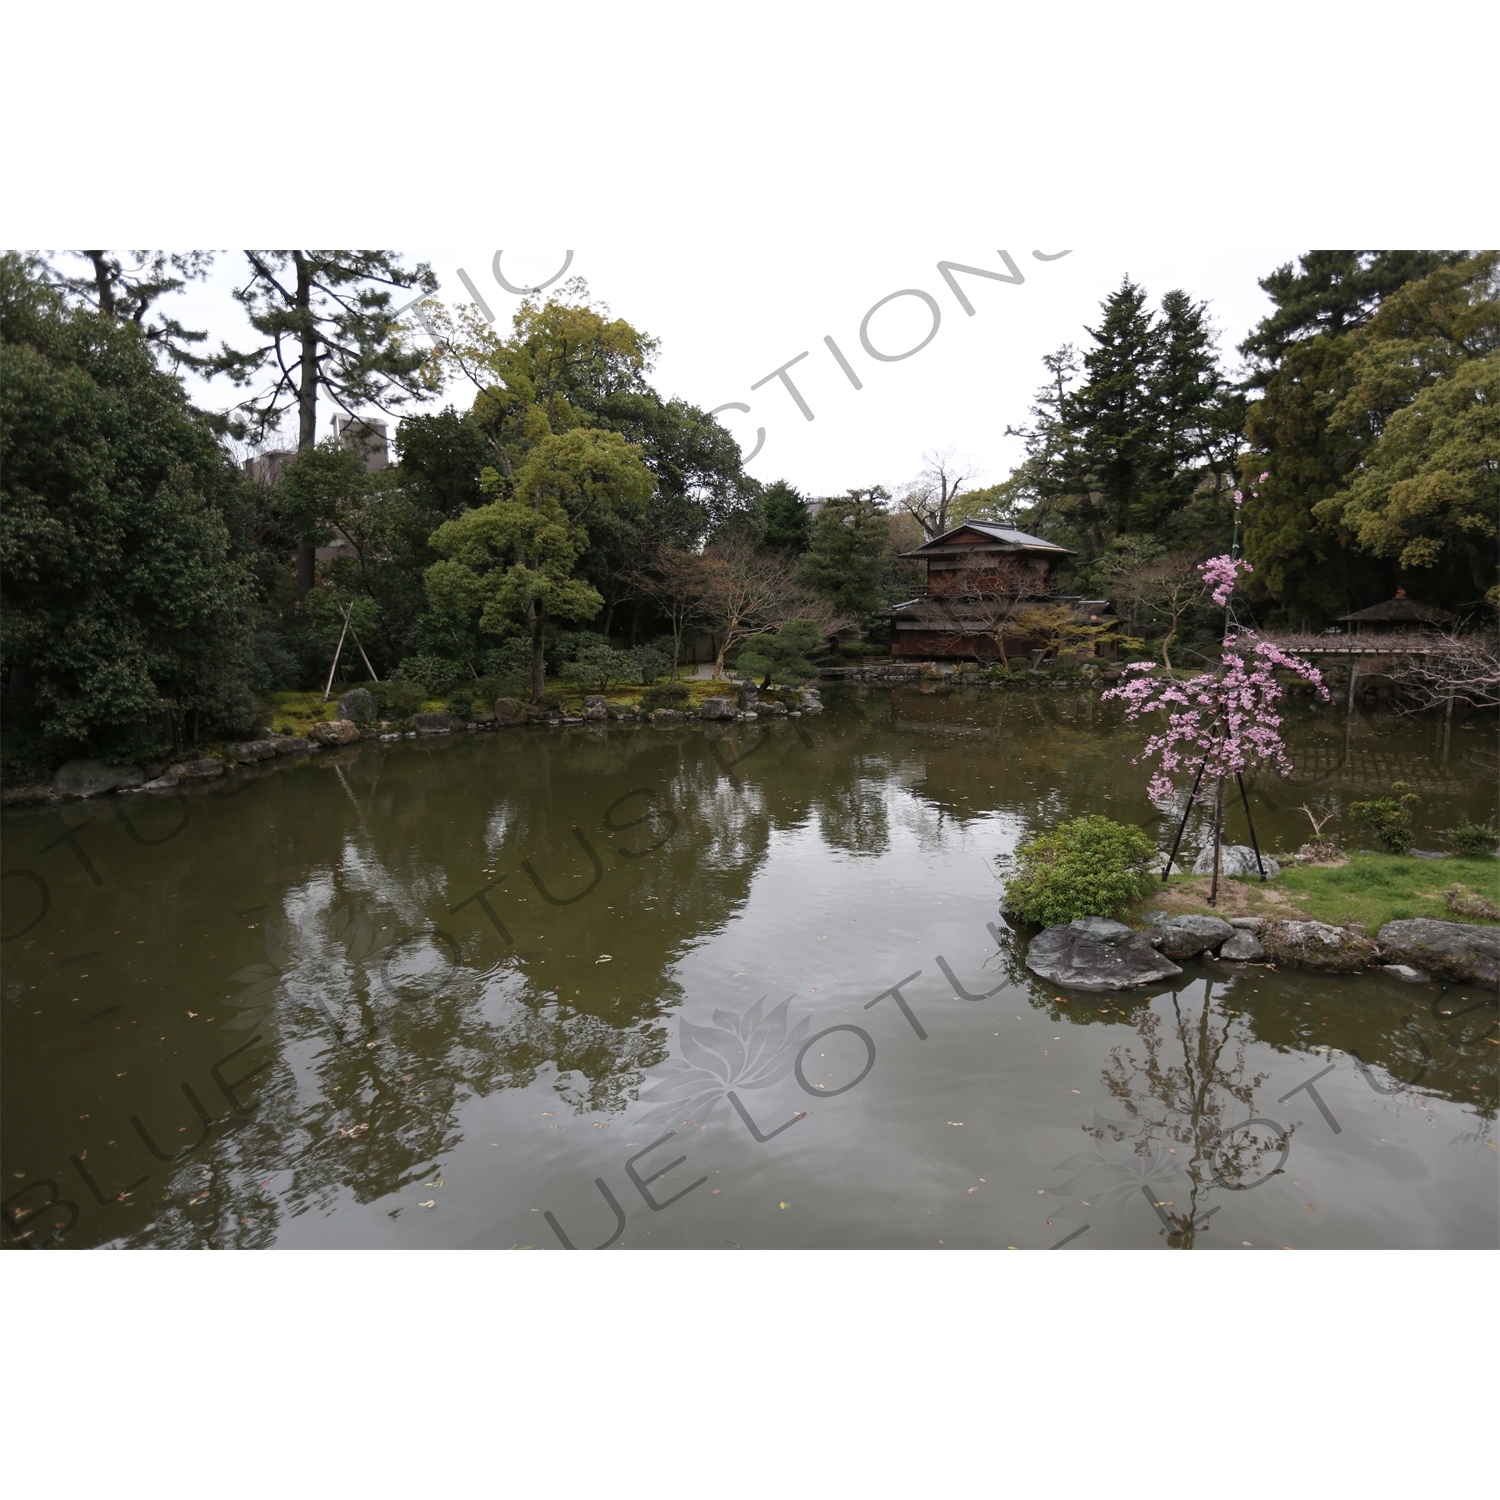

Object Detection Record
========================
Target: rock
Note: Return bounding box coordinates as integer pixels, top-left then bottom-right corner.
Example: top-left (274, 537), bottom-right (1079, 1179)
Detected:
top-left (760, 700), bottom-right (789, 716)
top-left (412, 711), bottom-right (455, 735)
top-left (380, 733), bottom-right (400, 742)
top-left (1191, 845), bottom-right (1281, 878)
top-left (492, 697), bottom-right (529, 727)
top-left (308, 719), bottom-right (360, 746)
top-left (336, 688), bottom-right (378, 725)
top-left (1219, 929), bottom-right (1266, 961)
top-left (1376, 919), bottom-right (1499, 989)
top-left (1261, 920), bottom-right (1380, 973)
top-left (1382, 963), bottom-right (1432, 984)
top-left (51, 759), bottom-right (144, 799)
top-left (273, 737), bottom-right (311, 756)
top-left (138, 773), bottom-right (180, 792)
top-left (649, 708), bottom-right (685, 726)
top-left (699, 697), bottom-right (736, 720)
top-left (2, 784), bottom-right (54, 805)
top-left (170, 758), bottom-right (225, 781)
top-left (1142, 910), bottom-right (1169, 926)
top-left (1151, 913), bottom-right (1235, 959)
top-left (141, 761), bottom-right (171, 779)
top-left (582, 695), bottom-right (608, 721)
top-left (1410, 849), bottom-right (1450, 860)
top-left (1229, 916), bottom-right (1267, 932)
top-left (230, 739), bottom-right (278, 763)
top-left (737, 681), bottom-right (759, 711)
top-left (1025, 916), bottom-right (1185, 992)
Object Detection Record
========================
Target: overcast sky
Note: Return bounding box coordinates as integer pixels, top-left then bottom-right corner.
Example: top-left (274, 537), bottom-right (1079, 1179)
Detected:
top-left (148, 245), bottom-right (1297, 499)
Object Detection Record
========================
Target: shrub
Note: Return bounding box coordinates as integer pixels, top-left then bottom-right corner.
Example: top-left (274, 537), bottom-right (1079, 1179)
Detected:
top-left (1350, 781), bottom-right (1420, 855)
top-left (354, 680), bottom-right (427, 717)
top-left (1001, 815), bottom-right (1159, 925)
top-left (640, 682), bottom-right (690, 713)
top-left (391, 654), bottom-right (463, 694)
top-left (446, 691), bottom-right (473, 720)
top-left (558, 636), bottom-right (631, 692)
top-left (1447, 818), bottom-right (1499, 859)
top-left (624, 640), bottom-right (674, 685)
top-left (736, 620), bottom-right (822, 683)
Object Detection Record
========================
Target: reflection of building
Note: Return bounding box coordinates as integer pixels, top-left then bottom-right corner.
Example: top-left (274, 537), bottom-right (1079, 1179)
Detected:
top-left (886, 522), bottom-right (1114, 661)
top-left (1335, 590), bottom-right (1454, 637)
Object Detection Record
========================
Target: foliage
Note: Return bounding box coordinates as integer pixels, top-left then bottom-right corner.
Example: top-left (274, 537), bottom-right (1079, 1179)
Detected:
top-left (1001, 280), bottom-right (1244, 566)
top-left (1349, 781), bottom-right (1421, 855)
top-left (1267, 853), bottom-right (1500, 931)
top-left (756, 479), bottom-right (812, 553)
top-left (1002, 815), bottom-right (1159, 924)
top-left (1447, 818), bottom-right (1499, 859)
top-left (640, 682), bottom-right (690, 713)
top-left (353, 679), bottom-right (427, 717)
top-left (734, 618), bottom-right (823, 683)
top-left (801, 488), bottom-right (893, 624)
top-left (391, 654), bottom-right (462, 694)
top-left (557, 635), bottom-right (633, 691)
top-left (445, 690), bottom-right (473, 720)
top-left (1, 254), bottom-right (260, 770)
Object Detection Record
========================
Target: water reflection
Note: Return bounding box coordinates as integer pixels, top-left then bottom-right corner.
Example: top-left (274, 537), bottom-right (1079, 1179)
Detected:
top-left (2, 685), bottom-right (1494, 1250)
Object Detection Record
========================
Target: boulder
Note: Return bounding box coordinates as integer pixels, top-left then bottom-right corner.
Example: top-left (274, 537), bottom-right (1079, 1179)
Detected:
top-left (737, 681), bottom-right (759, 711)
top-left (273, 737), bottom-right (311, 756)
top-left (1219, 929), bottom-right (1266, 961)
top-left (1025, 916), bottom-right (1185, 992)
top-left (1191, 844), bottom-right (1281, 878)
top-left (1376, 919), bottom-right (1499, 989)
top-left (336, 688), bottom-right (378, 725)
top-left (1151, 913), bottom-right (1234, 959)
top-left (308, 719), bottom-right (361, 746)
top-left (582, 695), bottom-right (609, 721)
top-left (699, 697), bottom-right (736, 720)
top-left (412, 711), bottom-right (455, 735)
top-left (51, 759), bottom-right (144, 799)
top-left (760, 700), bottom-right (789, 716)
top-left (649, 708), bottom-right (685, 726)
top-left (1, 784), bottom-right (54, 805)
top-left (1229, 916), bottom-right (1267, 933)
top-left (1261, 920), bottom-right (1380, 973)
top-left (799, 690), bottom-right (824, 714)
top-left (170, 758), bottom-right (225, 781)
top-left (230, 739), bottom-right (278, 763)
top-left (492, 697), bottom-right (529, 727)
top-left (138, 773), bottom-right (181, 792)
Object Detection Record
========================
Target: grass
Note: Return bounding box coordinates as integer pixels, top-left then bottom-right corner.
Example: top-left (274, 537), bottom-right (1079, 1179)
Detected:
top-left (1125, 851), bottom-right (1500, 933)
top-left (265, 675), bottom-right (776, 732)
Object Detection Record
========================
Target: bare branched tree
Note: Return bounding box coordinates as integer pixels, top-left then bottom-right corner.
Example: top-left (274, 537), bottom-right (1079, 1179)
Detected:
top-left (700, 534), bottom-right (849, 679)
top-left (1389, 630), bottom-right (1500, 713)
top-left (895, 448), bottom-right (974, 539)
top-left (1114, 550), bottom-right (1211, 671)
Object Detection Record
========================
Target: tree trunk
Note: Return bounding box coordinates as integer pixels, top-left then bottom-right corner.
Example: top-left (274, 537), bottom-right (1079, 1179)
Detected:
top-left (530, 601), bottom-right (547, 704)
top-left (294, 252), bottom-right (319, 613)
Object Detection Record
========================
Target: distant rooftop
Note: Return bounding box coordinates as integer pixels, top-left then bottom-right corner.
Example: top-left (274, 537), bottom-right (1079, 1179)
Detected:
top-left (904, 521), bottom-right (1074, 557)
top-left (1336, 591), bottom-right (1454, 625)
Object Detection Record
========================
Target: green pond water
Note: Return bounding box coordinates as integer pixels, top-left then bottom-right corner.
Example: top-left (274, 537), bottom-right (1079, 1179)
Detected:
top-left (3, 685), bottom-right (1496, 1250)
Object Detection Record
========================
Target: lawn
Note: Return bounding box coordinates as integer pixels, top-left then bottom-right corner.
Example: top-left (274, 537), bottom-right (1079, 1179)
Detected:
top-left (1126, 851), bottom-right (1500, 932)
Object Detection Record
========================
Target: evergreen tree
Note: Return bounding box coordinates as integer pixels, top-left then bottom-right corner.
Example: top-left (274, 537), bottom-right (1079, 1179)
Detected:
top-left (213, 251), bottom-right (440, 608)
top-left (1, 255), bottom-right (258, 775)
top-left (802, 487), bottom-right (892, 624)
top-left (757, 479), bottom-right (812, 553)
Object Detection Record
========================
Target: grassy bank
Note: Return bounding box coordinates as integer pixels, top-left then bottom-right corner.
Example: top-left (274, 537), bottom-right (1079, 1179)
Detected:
top-left (1126, 851), bottom-right (1500, 932)
top-left (264, 677), bottom-right (768, 735)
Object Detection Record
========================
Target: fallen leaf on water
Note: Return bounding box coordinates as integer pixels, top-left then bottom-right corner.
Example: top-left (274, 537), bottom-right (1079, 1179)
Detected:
top-left (967, 1187), bottom-right (979, 1194)
top-left (779, 1201), bottom-right (788, 1209)
top-left (419, 1199), bottom-right (435, 1209)
top-left (596, 955), bottom-right (613, 964)
top-left (712, 1188), bottom-right (721, 1194)
top-left (1071, 1089), bottom-right (1081, 1094)
top-left (948, 1121), bottom-right (963, 1127)
top-left (1306, 1203), bottom-right (1315, 1210)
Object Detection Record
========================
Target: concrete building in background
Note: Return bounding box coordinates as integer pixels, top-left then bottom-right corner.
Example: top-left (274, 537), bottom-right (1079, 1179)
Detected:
top-left (333, 415), bottom-right (389, 472)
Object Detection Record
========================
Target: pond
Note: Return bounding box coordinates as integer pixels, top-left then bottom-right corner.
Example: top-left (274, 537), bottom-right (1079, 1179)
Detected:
top-left (3, 686), bottom-right (1496, 1250)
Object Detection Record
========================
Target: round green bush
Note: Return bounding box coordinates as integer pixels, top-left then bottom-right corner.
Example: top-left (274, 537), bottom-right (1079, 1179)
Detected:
top-left (1002, 815), bottom-right (1159, 925)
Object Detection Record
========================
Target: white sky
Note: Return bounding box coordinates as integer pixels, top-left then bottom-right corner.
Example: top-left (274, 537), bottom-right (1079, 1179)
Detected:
top-left (158, 245), bottom-right (1295, 499)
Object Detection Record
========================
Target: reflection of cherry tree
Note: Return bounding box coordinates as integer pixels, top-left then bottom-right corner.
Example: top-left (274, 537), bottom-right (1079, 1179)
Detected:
top-left (1093, 984), bottom-right (1288, 1249)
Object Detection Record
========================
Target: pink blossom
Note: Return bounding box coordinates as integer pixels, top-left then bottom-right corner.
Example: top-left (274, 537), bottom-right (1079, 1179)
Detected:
top-left (1199, 553), bottom-right (1253, 608)
top-left (1102, 636), bottom-right (1329, 806)
top-left (1258, 471), bottom-right (1269, 482)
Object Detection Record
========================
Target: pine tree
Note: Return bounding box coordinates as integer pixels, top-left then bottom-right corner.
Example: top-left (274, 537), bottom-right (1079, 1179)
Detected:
top-left (213, 251), bottom-right (439, 609)
top-left (757, 479), bottom-right (811, 553)
top-left (801, 487), bottom-right (891, 624)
